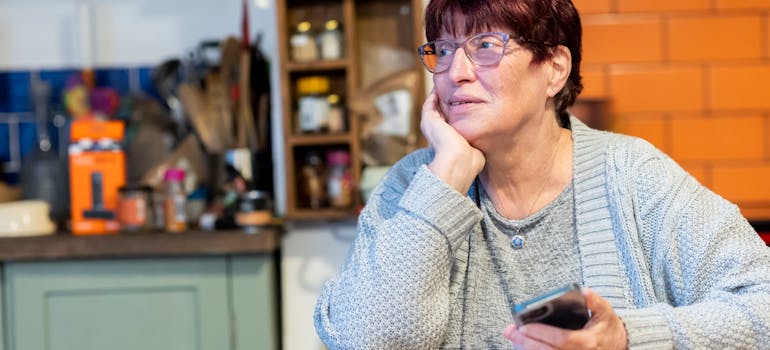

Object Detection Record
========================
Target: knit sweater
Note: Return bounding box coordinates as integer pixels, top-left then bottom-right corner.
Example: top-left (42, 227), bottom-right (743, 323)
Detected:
top-left (314, 117), bottom-right (770, 349)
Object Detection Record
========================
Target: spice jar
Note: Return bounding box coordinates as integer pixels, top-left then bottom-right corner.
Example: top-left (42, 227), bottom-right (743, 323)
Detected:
top-left (117, 185), bottom-right (152, 232)
top-left (318, 19), bottom-right (343, 60)
top-left (327, 94), bottom-right (346, 133)
top-left (290, 21), bottom-right (318, 62)
top-left (296, 76), bottom-right (331, 133)
top-left (299, 152), bottom-right (326, 209)
top-left (163, 168), bottom-right (187, 233)
top-left (326, 150), bottom-right (352, 208)
top-left (235, 190), bottom-right (273, 234)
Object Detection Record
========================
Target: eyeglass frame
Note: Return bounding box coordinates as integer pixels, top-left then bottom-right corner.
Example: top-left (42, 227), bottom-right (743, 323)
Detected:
top-left (416, 31), bottom-right (557, 74)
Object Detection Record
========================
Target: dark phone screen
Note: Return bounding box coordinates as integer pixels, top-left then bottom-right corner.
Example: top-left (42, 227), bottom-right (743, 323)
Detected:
top-left (514, 284), bottom-right (590, 330)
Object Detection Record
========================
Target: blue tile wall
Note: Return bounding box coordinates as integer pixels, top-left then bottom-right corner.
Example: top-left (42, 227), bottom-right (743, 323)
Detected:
top-left (0, 72), bottom-right (32, 113)
top-left (39, 69), bottom-right (80, 112)
top-left (0, 66), bottom-right (158, 184)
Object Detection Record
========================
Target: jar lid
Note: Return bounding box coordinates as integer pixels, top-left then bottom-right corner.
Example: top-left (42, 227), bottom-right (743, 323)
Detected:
top-left (326, 150), bottom-right (350, 166)
top-left (296, 76), bottom-right (330, 95)
top-left (164, 168), bottom-right (186, 182)
top-left (297, 21), bottom-right (312, 33)
top-left (325, 20), bottom-right (339, 31)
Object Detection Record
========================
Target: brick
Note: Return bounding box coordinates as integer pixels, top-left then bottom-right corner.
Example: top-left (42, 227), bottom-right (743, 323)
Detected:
top-left (580, 66), bottom-right (607, 98)
top-left (617, 0), bottom-right (711, 13)
top-left (582, 15), bottom-right (663, 64)
top-left (715, 0), bottom-right (770, 10)
top-left (710, 65), bottom-right (770, 110)
top-left (573, 0), bottom-right (612, 14)
top-left (670, 115), bottom-right (764, 161)
top-left (609, 66), bottom-right (705, 113)
top-left (766, 115), bottom-right (770, 159)
top-left (712, 164), bottom-right (770, 203)
top-left (738, 205), bottom-right (770, 220)
top-left (669, 15), bottom-right (762, 61)
top-left (614, 116), bottom-right (667, 151)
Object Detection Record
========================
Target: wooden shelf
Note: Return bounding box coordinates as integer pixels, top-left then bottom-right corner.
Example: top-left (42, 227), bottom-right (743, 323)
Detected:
top-left (277, 0), bottom-right (424, 220)
top-left (286, 132), bottom-right (353, 146)
top-left (286, 59), bottom-right (349, 73)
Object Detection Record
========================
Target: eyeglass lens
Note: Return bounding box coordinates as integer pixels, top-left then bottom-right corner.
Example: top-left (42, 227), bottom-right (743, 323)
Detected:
top-left (419, 32), bottom-right (508, 73)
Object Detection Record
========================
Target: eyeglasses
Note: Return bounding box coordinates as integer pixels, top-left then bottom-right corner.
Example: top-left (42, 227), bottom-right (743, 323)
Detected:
top-left (417, 31), bottom-right (556, 74)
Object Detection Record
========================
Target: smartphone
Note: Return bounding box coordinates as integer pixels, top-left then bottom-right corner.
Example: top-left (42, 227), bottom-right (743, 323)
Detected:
top-left (513, 283), bottom-right (590, 330)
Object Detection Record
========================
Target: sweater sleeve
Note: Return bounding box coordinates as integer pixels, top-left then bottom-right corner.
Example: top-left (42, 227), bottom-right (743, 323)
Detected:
top-left (619, 139), bottom-right (770, 349)
top-left (314, 150), bottom-right (483, 350)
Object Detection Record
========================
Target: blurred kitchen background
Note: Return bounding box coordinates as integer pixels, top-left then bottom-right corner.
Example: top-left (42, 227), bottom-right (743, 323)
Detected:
top-left (1, 0), bottom-right (770, 349)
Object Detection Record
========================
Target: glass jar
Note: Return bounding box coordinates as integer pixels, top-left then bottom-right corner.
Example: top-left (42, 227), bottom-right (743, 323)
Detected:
top-left (117, 185), bottom-right (152, 232)
top-left (296, 76), bottom-right (331, 133)
top-left (326, 150), bottom-right (352, 208)
top-left (290, 21), bottom-right (318, 62)
top-left (163, 168), bottom-right (187, 233)
top-left (299, 152), bottom-right (326, 209)
top-left (235, 190), bottom-right (273, 234)
top-left (318, 19), bottom-right (343, 60)
top-left (327, 94), bottom-right (346, 133)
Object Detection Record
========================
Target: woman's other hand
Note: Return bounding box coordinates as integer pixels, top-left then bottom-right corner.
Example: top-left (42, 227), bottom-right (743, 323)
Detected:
top-left (502, 288), bottom-right (628, 350)
top-left (422, 90), bottom-right (485, 194)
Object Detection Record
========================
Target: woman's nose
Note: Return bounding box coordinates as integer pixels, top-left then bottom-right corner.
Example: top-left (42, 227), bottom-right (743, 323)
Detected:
top-left (446, 47), bottom-right (475, 83)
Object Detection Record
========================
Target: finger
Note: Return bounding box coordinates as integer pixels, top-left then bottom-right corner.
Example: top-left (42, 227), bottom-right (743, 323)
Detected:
top-left (518, 323), bottom-right (582, 348)
top-left (506, 326), bottom-right (558, 350)
top-left (583, 287), bottom-right (612, 322)
top-left (502, 324), bottom-right (518, 341)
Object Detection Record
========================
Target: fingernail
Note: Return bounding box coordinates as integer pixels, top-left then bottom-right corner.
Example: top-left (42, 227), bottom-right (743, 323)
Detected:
top-left (502, 325), bottom-right (516, 338)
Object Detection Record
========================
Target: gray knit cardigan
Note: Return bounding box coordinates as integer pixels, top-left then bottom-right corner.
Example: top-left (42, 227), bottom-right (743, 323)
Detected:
top-left (315, 117), bottom-right (770, 349)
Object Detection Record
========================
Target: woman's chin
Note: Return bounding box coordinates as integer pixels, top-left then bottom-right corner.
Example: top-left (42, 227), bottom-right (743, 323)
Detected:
top-left (448, 119), bottom-right (480, 139)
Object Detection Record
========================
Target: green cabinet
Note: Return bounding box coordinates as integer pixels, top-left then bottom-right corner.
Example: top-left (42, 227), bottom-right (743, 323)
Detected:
top-left (1, 256), bottom-right (278, 350)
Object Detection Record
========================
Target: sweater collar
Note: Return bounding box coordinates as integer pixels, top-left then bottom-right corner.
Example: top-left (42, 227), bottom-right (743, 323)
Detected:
top-left (569, 116), bottom-right (631, 308)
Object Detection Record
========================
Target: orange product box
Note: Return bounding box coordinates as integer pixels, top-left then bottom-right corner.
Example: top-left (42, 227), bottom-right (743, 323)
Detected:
top-left (69, 120), bottom-right (126, 235)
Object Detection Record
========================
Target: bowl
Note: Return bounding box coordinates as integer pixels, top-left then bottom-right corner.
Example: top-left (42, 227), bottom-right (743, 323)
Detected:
top-left (0, 200), bottom-right (56, 237)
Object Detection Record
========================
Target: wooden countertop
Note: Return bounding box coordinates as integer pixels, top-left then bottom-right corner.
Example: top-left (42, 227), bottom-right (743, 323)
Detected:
top-left (0, 227), bottom-right (281, 261)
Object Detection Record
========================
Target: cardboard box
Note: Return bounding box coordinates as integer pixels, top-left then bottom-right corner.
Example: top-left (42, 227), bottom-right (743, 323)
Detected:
top-left (69, 120), bottom-right (125, 235)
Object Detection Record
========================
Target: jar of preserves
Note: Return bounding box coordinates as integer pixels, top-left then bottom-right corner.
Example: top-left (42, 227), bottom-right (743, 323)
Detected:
top-left (327, 94), bottom-right (346, 133)
top-left (318, 19), bottom-right (343, 60)
top-left (299, 152), bottom-right (326, 209)
top-left (296, 76), bottom-right (331, 133)
top-left (290, 21), bottom-right (318, 62)
top-left (326, 150), bottom-right (352, 208)
top-left (117, 185), bottom-right (152, 232)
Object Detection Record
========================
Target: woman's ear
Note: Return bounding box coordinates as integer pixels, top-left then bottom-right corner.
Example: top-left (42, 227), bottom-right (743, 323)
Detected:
top-left (547, 45), bottom-right (572, 97)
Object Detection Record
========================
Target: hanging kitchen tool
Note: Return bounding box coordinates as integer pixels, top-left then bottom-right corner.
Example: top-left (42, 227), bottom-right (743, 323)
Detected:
top-left (20, 76), bottom-right (70, 226)
top-left (249, 32), bottom-right (274, 193)
top-left (218, 36), bottom-right (241, 148)
top-left (237, 0), bottom-right (258, 150)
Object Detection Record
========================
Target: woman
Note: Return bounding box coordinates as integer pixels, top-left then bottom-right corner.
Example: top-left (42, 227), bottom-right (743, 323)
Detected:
top-left (314, 0), bottom-right (770, 348)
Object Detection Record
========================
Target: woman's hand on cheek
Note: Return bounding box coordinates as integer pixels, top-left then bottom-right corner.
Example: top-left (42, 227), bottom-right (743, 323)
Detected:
top-left (421, 90), bottom-right (485, 194)
top-left (502, 288), bottom-right (628, 350)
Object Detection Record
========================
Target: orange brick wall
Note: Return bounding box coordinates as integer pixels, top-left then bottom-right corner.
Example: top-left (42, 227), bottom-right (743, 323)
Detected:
top-left (574, 0), bottom-right (770, 219)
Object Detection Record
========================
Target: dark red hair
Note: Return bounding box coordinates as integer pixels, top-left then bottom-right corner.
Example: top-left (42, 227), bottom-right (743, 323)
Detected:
top-left (424, 0), bottom-right (583, 127)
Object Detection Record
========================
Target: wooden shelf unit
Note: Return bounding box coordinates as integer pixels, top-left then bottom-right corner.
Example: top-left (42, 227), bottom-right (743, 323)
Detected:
top-left (276, 0), bottom-right (425, 220)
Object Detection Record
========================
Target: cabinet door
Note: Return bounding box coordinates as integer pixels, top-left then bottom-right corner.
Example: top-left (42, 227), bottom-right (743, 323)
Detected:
top-left (4, 258), bottom-right (230, 350)
top-left (230, 256), bottom-right (279, 350)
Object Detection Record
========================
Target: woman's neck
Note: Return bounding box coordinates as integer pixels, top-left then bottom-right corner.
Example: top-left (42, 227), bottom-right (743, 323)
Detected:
top-left (479, 122), bottom-right (573, 220)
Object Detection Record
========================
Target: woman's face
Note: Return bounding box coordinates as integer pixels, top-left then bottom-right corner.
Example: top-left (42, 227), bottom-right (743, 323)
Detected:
top-left (432, 28), bottom-right (554, 149)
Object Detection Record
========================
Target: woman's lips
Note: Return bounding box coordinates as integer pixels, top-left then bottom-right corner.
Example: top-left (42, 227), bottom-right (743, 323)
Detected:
top-left (446, 96), bottom-right (484, 114)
